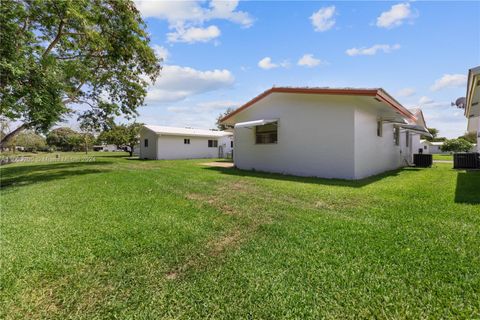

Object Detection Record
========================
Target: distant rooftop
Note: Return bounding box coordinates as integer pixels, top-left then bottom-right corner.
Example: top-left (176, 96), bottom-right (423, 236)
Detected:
top-left (143, 125), bottom-right (232, 137)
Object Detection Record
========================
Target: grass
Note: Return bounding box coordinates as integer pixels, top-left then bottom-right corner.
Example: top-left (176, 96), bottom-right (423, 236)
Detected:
top-left (432, 154), bottom-right (453, 161)
top-left (1, 152), bottom-right (479, 319)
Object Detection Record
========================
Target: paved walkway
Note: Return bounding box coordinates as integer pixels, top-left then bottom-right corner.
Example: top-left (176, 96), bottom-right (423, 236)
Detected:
top-left (433, 160), bottom-right (453, 163)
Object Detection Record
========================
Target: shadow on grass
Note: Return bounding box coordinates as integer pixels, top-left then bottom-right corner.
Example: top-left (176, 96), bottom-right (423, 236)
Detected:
top-left (455, 170), bottom-right (480, 204)
top-left (0, 161), bottom-right (112, 189)
top-left (203, 165), bottom-right (422, 188)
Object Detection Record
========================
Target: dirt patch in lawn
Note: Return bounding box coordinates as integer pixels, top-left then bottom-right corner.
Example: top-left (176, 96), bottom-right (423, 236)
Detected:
top-left (167, 180), bottom-right (271, 280)
top-left (199, 162), bottom-right (234, 168)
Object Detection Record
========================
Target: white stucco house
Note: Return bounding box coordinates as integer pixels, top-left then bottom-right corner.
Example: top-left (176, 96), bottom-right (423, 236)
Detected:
top-left (139, 125), bottom-right (233, 160)
top-left (465, 66), bottom-right (480, 152)
top-left (220, 87), bottom-right (430, 180)
top-left (419, 140), bottom-right (447, 154)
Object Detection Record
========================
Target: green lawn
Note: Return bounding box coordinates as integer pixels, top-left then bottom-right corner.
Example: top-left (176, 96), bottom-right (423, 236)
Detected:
top-left (1, 153), bottom-right (479, 319)
top-left (432, 154), bottom-right (453, 161)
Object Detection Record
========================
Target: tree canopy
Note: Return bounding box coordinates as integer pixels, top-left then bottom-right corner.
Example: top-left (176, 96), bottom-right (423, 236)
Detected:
top-left (0, 0), bottom-right (161, 147)
top-left (46, 127), bottom-right (88, 151)
top-left (97, 122), bottom-right (141, 156)
top-left (422, 128), bottom-right (447, 142)
top-left (458, 132), bottom-right (477, 144)
top-left (440, 139), bottom-right (474, 153)
top-left (4, 130), bottom-right (46, 151)
top-left (216, 107), bottom-right (236, 130)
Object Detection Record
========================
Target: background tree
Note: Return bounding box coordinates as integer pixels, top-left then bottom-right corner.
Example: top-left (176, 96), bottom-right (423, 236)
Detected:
top-left (422, 128), bottom-right (438, 141)
top-left (216, 107), bottom-right (236, 130)
top-left (422, 128), bottom-right (447, 142)
top-left (46, 127), bottom-right (82, 151)
top-left (0, 0), bottom-right (161, 148)
top-left (97, 122), bottom-right (141, 156)
top-left (458, 132), bottom-right (477, 144)
top-left (441, 139), bottom-right (474, 153)
top-left (14, 131), bottom-right (47, 152)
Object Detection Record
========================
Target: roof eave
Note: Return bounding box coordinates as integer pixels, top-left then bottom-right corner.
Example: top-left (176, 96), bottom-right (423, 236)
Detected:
top-left (220, 87), bottom-right (416, 123)
top-left (465, 66), bottom-right (480, 117)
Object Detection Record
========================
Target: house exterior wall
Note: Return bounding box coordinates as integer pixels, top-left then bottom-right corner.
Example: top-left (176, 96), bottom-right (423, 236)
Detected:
top-left (218, 135), bottom-right (233, 157)
top-left (353, 104), bottom-right (404, 179)
top-left (410, 133), bottom-right (422, 156)
top-left (429, 145), bottom-right (445, 154)
top-left (233, 93), bottom-right (356, 179)
top-left (156, 135), bottom-right (223, 159)
top-left (419, 141), bottom-right (430, 154)
top-left (139, 128), bottom-right (158, 159)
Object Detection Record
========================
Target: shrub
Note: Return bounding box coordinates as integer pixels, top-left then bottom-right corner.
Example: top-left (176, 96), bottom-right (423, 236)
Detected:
top-left (440, 139), bottom-right (474, 153)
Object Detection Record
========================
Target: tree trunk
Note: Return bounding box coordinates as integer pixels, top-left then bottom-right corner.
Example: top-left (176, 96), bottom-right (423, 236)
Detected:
top-left (0, 123), bottom-right (29, 148)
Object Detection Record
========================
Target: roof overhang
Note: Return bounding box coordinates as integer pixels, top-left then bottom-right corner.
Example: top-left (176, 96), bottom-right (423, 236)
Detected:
top-left (465, 66), bottom-right (480, 118)
top-left (400, 124), bottom-right (432, 137)
top-left (220, 87), bottom-right (417, 125)
top-left (234, 119), bottom-right (278, 128)
top-left (141, 125), bottom-right (232, 138)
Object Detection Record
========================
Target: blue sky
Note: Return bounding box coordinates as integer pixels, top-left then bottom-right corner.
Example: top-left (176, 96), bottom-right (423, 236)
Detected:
top-left (134, 0), bottom-right (480, 138)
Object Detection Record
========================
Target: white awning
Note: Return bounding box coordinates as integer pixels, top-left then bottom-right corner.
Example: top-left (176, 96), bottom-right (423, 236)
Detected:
top-left (381, 118), bottom-right (408, 124)
top-left (234, 119), bottom-right (278, 128)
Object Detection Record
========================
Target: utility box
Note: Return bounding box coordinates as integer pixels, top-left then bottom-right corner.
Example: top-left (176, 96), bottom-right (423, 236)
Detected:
top-left (413, 154), bottom-right (433, 167)
top-left (454, 153), bottom-right (480, 169)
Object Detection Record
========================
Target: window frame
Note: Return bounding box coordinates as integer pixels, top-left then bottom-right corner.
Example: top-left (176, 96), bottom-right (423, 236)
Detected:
top-left (393, 127), bottom-right (400, 146)
top-left (377, 120), bottom-right (383, 137)
top-left (184, 138), bottom-right (190, 145)
top-left (208, 139), bottom-right (218, 148)
top-left (255, 122), bottom-right (278, 145)
top-left (144, 139), bottom-right (148, 147)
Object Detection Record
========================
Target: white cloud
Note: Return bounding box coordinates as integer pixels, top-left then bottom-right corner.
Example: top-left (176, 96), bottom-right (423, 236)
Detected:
top-left (208, 0), bottom-right (253, 27)
top-left (376, 3), bottom-right (416, 28)
top-left (135, 0), bottom-right (253, 43)
top-left (257, 57), bottom-right (290, 70)
top-left (152, 45), bottom-right (169, 61)
top-left (167, 100), bottom-right (240, 114)
top-left (416, 101), bottom-right (467, 138)
top-left (145, 65), bottom-right (234, 103)
top-left (310, 6), bottom-right (336, 32)
top-left (397, 87), bottom-right (416, 97)
top-left (167, 25), bottom-right (221, 43)
top-left (418, 96), bottom-right (434, 105)
top-left (430, 74), bottom-right (468, 91)
top-left (297, 54), bottom-right (323, 67)
top-left (258, 57), bottom-right (278, 69)
top-left (346, 44), bottom-right (401, 56)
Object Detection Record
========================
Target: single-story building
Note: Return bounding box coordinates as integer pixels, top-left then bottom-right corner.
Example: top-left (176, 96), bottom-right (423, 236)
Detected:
top-left (139, 125), bottom-right (233, 160)
top-left (465, 66), bottom-right (480, 152)
top-left (93, 144), bottom-right (118, 152)
top-left (220, 87), bottom-right (430, 180)
top-left (419, 140), bottom-right (448, 154)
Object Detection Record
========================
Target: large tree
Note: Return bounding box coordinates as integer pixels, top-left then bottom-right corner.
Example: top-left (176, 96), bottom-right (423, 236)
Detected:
top-left (0, 0), bottom-right (161, 147)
